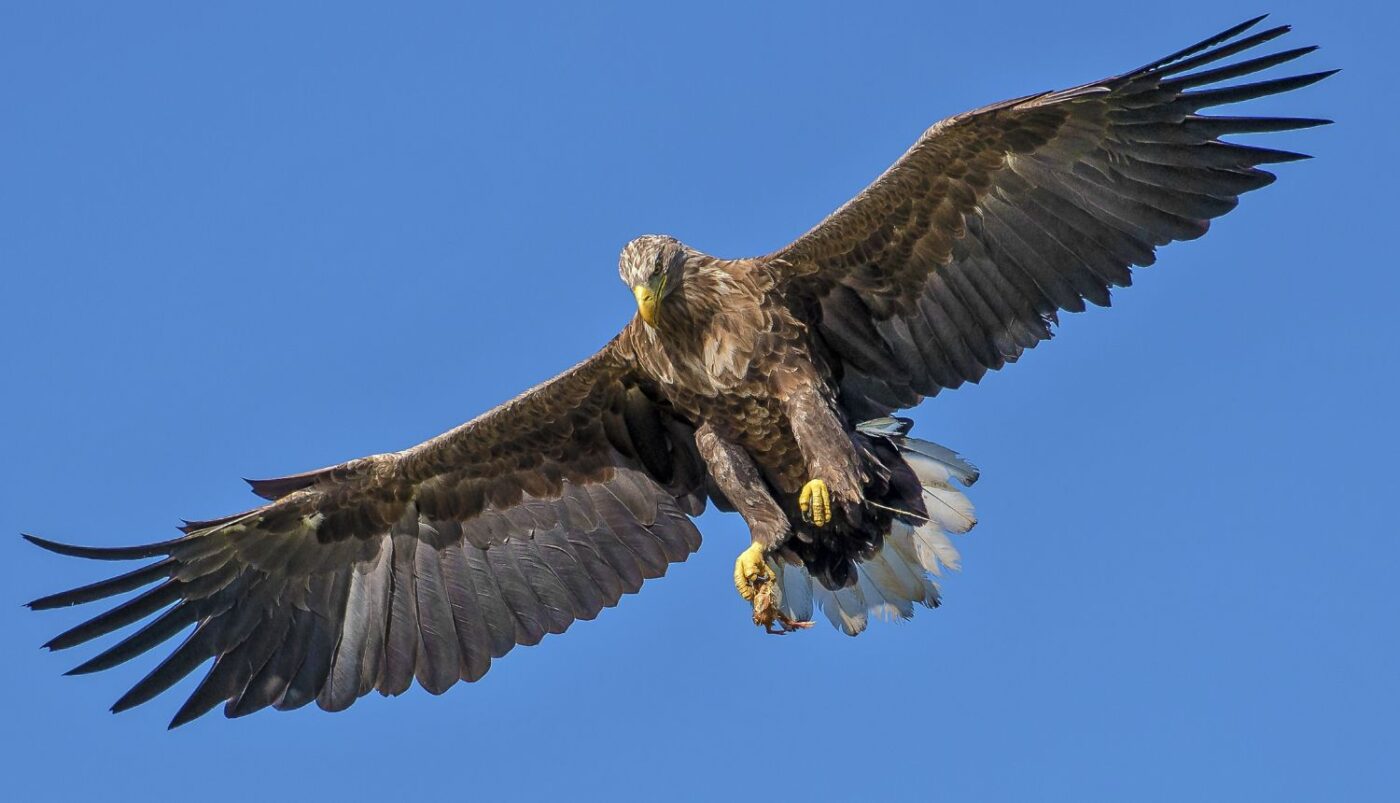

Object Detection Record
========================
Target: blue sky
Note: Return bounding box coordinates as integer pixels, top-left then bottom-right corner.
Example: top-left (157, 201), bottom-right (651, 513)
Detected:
top-left (1, 2), bottom-right (1393, 800)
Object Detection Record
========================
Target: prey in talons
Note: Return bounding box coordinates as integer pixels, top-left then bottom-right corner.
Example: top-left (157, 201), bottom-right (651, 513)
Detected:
top-left (734, 543), bottom-right (814, 635)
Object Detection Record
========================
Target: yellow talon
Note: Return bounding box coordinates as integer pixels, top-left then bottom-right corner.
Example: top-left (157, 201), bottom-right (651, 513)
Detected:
top-left (799, 478), bottom-right (831, 527)
top-left (733, 541), bottom-right (774, 602)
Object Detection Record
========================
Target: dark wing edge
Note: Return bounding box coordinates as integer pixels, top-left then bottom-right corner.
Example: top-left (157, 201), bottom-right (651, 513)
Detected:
top-left (764, 16), bottom-right (1335, 419)
top-left (24, 336), bottom-right (708, 727)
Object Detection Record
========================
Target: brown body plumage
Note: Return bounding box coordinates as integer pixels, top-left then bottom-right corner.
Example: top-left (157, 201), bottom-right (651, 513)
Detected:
top-left (25, 17), bottom-right (1332, 726)
top-left (621, 246), bottom-right (882, 588)
top-left (624, 251), bottom-right (849, 499)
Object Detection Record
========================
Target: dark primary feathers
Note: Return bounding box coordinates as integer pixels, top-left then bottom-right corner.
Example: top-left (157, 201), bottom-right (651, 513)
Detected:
top-left (767, 16), bottom-right (1333, 419)
top-left (27, 340), bottom-right (707, 728)
top-left (26, 16), bottom-right (1331, 727)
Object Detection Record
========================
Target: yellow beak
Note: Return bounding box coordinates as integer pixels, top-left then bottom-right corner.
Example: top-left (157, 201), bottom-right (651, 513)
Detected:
top-left (633, 283), bottom-right (660, 328)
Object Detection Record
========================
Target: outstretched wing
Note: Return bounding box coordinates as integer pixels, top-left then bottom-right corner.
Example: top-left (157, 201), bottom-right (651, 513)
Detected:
top-left (26, 335), bottom-right (708, 727)
top-left (765, 17), bottom-right (1333, 418)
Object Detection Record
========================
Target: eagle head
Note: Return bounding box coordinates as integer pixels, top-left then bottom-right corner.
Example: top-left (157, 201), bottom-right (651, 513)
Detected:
top-left (619, 234), bottom-right (688, 329)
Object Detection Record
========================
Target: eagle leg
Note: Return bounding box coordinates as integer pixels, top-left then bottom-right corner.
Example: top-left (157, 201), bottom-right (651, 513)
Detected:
top-left (782, 379), bottom-right (867, 524)
top-left (695, 424), bottom-right (813, 631)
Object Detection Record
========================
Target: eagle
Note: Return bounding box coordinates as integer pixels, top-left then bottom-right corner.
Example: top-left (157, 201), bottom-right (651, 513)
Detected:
top-left (26, 17), bottom-right (1332, 727)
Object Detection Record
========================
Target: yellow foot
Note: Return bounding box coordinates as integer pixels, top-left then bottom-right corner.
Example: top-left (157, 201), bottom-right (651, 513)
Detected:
top-left (733, 542), bottom-right (774, 602)
top-left (799, 478), bottom-right (832, 527)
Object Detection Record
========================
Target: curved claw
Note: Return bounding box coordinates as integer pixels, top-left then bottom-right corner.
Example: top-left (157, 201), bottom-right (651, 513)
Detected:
top-left (799, 478), bottom-right (831, 527)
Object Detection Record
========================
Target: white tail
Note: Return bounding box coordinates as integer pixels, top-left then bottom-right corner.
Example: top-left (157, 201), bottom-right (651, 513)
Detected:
top-left (774, 426), bottom-right (978, 636)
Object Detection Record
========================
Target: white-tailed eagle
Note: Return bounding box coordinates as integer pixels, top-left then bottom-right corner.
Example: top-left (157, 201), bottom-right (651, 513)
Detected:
top-left (26, 17), bottom-right (1332, 727)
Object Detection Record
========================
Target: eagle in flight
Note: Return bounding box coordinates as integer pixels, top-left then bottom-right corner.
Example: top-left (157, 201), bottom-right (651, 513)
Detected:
top-left (27, 17), bottom-right (1332, 727)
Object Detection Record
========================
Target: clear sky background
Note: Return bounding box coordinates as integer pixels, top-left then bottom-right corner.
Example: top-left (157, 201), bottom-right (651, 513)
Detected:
top-left (1, 2), bottom-right (1393, 801)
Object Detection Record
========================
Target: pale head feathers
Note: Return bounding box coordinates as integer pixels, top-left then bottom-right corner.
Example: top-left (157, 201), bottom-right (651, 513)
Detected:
top-left (618, 234), bottom-right (689, 290)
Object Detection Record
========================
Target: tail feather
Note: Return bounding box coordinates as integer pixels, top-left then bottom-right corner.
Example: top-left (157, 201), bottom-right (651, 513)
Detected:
top-left (898, 437), bottom-right (980, 488)
top-left (859, 555), bottom-right (917, 618)
top-left (776, 561), bottom-right (813, 623)
top-left (821, 583), bottom-right (869, 635)
top-left (855, 565), bottom-right (913, 622)
top-left (922, 485), bottom-right (977, 534)
top-left (862, 547), bottom-right (923, 603)
top-left (911, 522), bottom-right (962, 574)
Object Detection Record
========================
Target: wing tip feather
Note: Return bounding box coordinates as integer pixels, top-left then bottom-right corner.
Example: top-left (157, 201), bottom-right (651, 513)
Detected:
top-left (1139, 15), bottom-right (1273, 73)
top-left (22, 532), bottom-right (178, 561)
